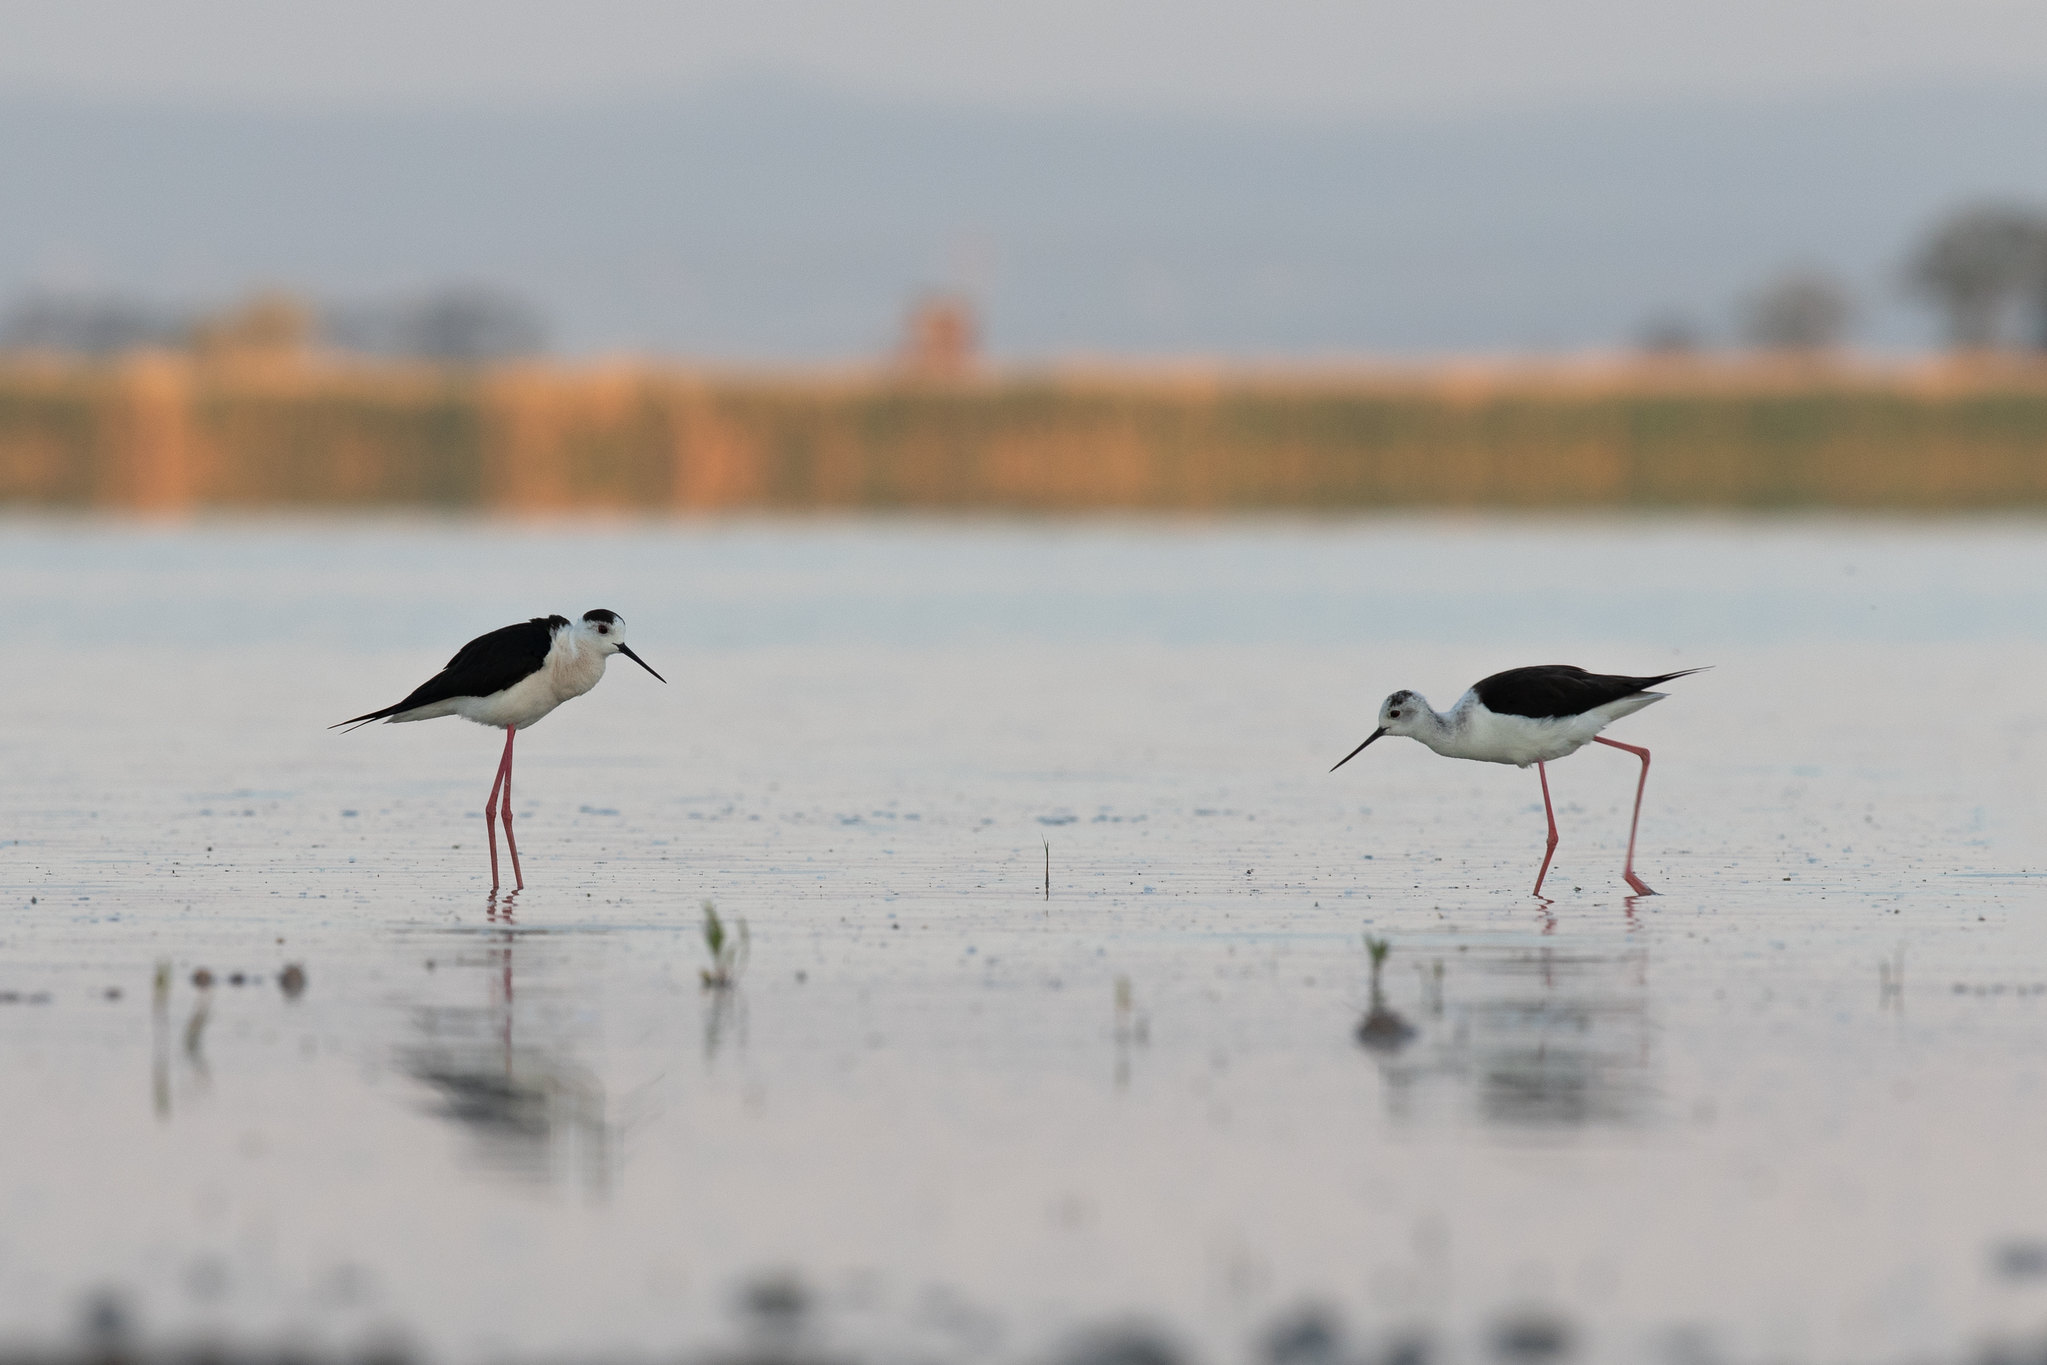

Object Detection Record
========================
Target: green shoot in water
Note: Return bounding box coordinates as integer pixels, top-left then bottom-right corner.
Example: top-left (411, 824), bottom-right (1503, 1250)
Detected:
top-left (701, 900), bottom-right (749, 989)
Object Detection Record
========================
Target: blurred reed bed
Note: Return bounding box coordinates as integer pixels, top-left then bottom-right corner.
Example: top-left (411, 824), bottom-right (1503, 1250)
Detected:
top-left (3, 353), bottom-right (2046, 511)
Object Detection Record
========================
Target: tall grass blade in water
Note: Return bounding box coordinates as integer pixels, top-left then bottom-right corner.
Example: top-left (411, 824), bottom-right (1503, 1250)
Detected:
top-left (700, 900), bottom-right (749, 990)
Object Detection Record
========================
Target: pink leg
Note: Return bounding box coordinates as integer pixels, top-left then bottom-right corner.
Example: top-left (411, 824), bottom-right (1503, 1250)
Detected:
top-left (1594, 736), bottom-right (1656, 895)
top-left (484, 726), bottom-right (515, 890)
top-left (1532, 761), bottom-right (1561, 897)
top-left (500, 727), bottom-right (523, 891)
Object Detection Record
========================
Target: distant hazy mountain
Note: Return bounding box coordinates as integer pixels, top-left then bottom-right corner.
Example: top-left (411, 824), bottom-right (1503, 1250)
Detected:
top-left (1, 82), bottom-right (2042, 359)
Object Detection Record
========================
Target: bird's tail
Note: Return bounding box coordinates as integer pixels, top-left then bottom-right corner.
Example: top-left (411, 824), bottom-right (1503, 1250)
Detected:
top-left (330, 707), bottom-right (398, 733)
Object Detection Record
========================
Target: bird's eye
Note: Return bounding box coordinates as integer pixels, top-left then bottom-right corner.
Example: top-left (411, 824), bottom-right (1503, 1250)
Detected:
top-left (1389, 709), bottom-right (1402, 718)
top-left (597, 624), bottom-right (610, 634)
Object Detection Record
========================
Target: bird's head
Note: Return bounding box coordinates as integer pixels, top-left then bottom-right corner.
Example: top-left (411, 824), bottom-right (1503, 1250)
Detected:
top-left (1330, 689), bottom-right (1425, 771)
top-left (579, 609), bottom-right (666, 682)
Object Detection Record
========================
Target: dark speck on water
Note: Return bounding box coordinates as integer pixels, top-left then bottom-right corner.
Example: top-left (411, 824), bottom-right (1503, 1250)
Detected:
top-left (1492, 1312), bottom-right (1572, 1361)
top-left (1052, 1326), bottom-right (1186, 1365)
top-left (741, 1273), bottom-right (811, 1329)
top-left (278, 964), bottom-right (307, 998)
top-left (1260, 1304), bottom-right (1346, 1364)
top-left (1997, 1241), bottom-right (2047, 1279)
top-left (190, 969), bottom-right (213, 989)
top-left (81, 1289), bottom-right (129, 1343)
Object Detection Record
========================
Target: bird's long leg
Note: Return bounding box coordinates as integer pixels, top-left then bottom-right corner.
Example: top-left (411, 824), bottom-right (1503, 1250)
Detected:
top-left (1593, 736), bottom-right (1655, 895)
top-left (1532, 761), bottom-right (1561, 898)
top-left (484, 726), bottom-right (515, 890)
top-left (500, 726), bottom-right (523, 891)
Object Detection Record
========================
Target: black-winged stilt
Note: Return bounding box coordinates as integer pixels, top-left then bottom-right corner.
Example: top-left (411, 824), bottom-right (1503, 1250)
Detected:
top-left (1330, 665), bottom-right (1703, 897)
top-left (334, 610), bottom-right (666, 890)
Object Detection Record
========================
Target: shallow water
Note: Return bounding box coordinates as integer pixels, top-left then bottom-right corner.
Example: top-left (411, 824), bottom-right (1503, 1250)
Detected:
top-left (5, 516), bottom-right (2047, 1364)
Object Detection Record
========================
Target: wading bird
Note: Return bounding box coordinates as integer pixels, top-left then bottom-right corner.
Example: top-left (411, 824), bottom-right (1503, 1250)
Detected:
top-left (334, 610), bottom-right (666, 890)
top-left (1331, 665), bottom-right (1702, 897)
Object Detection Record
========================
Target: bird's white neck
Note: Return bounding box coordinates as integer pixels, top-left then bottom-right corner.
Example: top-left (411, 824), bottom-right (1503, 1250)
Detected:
top-left (1406, 697), bottom-right (1466, 757)
top-left (546, 625), bottom-right (608, 700)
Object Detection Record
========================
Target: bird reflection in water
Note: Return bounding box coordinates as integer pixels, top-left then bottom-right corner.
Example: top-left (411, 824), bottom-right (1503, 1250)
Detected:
top-left (401, 892), bottom-right (614, 1193)
top-left (1364, 942), bottom-right (1655, 1130)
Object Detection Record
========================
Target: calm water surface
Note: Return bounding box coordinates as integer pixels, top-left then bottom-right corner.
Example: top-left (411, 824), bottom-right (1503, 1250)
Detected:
top-left (4, 517), bottom-right (2047, 1365)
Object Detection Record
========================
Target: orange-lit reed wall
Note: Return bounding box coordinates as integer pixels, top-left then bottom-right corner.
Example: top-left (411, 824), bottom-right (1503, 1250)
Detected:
top-left (4, 354), bottom-right (2047, 511)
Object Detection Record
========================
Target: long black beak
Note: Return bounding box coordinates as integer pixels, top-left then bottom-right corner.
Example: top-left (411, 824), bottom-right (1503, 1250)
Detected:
top-left (616, 643), bottom-right (667, 683)
top-left (1330, 728), bottom-right (1387, 772)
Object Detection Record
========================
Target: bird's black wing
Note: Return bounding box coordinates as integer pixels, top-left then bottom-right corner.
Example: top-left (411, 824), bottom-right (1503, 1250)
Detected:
top-left (1472, 665), bottom-right (1705, 719)
top-left (332, 616), bottom-right (566, 729)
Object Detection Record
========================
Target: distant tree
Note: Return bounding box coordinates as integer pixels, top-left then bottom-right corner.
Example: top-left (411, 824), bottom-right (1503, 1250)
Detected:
top-left (0, 291), bottom-right (183, 354)
top-left (1742, 270), bottom-right (1855, 351)
top-left (405, 287), bottom-right (548, 361)
top-left (319, 302), bottom-right (400, 355)
top-left (323, 285), bottom-right (548, 362)
top-left (188, 291), bottom-right (315, 358)
top-left (2028, 225), bottom-right (2047, 351)
top-left (1907, 203), bottom-right (2045, 349)
top-left (1634, 311), bottom-right (1705, 355)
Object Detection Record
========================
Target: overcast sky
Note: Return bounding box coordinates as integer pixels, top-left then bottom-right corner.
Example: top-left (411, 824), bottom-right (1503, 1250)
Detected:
top-left (4, 2), bottom-right (2044, 357)
top-left (3, 0), bottom-right (2047, 115)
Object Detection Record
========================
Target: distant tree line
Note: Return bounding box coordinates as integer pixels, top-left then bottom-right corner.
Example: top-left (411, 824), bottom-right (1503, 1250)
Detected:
top-left (9, 202), bottom-right (2047, 361)
top-left (1662, 201), bottom-right (2047, 357)
top-left (0, 284), bottom-right (547, 362)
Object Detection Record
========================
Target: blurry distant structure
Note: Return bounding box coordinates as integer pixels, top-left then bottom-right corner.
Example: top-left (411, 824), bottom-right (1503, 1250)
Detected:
top-left (0, 284), bottom-right (546, 363)
top-left (896, 293), bottom-right (979, 377)
top-left (0, 292), bottom-right (184, 355)
top-left (324, 285), bottom-right (548, 362)
top-left (1742, 271), bottom-right (1855, 352)
top-left (188, 292), bottom-right (314, 361)
top-left (1907, 203), bottom-right (2047, 350)
top-left (1633, 311), bottom-right (1705, 355)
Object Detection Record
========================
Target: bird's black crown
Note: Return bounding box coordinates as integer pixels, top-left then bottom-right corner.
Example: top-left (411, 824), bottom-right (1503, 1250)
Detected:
top-left (583, 609), bottom-right (620, 625)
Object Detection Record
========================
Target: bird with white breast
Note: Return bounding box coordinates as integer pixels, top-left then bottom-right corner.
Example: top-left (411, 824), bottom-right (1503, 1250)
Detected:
top-left (334, 609), bottom-right (666, 891)
top-left (1331, 664), bottom-right (1703, 897)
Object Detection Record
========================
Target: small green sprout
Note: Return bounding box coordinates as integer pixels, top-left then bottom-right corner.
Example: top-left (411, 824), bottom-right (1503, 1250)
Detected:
top-left (1364, 935), bottom-right (1393, 996)
top-left (700, 900), bottom-right (749, 989)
